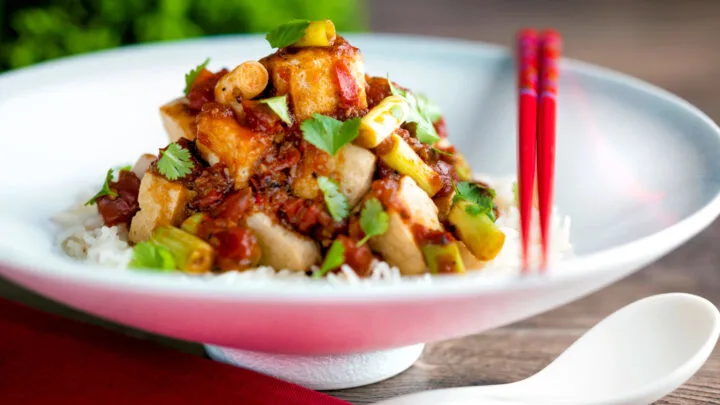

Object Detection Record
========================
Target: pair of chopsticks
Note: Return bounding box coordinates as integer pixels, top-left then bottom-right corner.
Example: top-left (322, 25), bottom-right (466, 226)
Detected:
top-left (516, 29), bottom-right (562, 272)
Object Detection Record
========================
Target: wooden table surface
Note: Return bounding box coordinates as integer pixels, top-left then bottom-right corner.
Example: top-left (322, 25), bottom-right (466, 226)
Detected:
top-left (2, 0), bottom-right (719, 404)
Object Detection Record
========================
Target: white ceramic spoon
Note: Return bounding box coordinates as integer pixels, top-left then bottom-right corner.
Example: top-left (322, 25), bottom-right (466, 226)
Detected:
top-left (374, 293), bottom-right (720, 405)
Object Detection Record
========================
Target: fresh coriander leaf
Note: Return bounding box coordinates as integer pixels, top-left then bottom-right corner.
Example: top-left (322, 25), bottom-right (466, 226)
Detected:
top-left (317, 176), bottom-right (349, 222)
top-left (157, 143), bottom-right (195, 181)
top-left (416, 93), bottom-right (443, 122)
top-left (300, 114), bottom-right (361, 156)
top-left (387, 74), bottom-right (440, 145)
top-left (129, 241), bottom-right (176, 271)
top-left (85, 169), bottom-right (118, 206)
top-left (338, 117), bottom-right (361, 147)
top-left (313, 239), bottom-right (345, 278)
top-left (258, 95), bottom-right (293, 125)
top-left (84, 165), bottom-right (130, 206)
top-left (184, 58), bottom-right (210, 95)
top-left (411, 114), bottom-right (440, 145)
top-left (266, 19), bottom-right (311, 48)
top-left (453, 181), bottom-right (497, 221)
top-left (358, 198), bottom-right (389, 246)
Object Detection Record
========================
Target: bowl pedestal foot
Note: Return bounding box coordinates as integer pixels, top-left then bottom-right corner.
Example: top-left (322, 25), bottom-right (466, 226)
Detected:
top-left (203, 343), bottom-right (425, 390)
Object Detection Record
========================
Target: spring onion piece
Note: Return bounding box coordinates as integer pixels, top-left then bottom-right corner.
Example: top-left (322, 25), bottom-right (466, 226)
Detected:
top-left (294, 20), bottom-right (336, 47)
top-left (422, 242), bottom-right (465, 274)
top-left (150, 226), bottom-right (214, 274)
top-left (129, 241), bottom-right (176, 271)
top-left (180, 213), bottom-right (208, 235)
top-left (448, 201), bottom-right (505, 261)
top-left (356, 95), bottom-right (410, 148)
top-left (376, 133), bottom-right (442, 196)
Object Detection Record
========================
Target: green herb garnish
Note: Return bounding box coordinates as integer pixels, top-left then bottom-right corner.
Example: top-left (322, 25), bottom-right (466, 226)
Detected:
top-left (184, 58), bottom-right (210, 95)
top-left (388, 76), bottom-right (440, 145)
top-left (358, 198), bottom-right (389, 246)
top-left (157, 143), bottom-right (195, 181)
top-left (300, 114), bottom-right (361, 156)
top-left (317, 176), bottom-right (349, 222)
top-left (258, 95), bottom-right (293, 125)
top-left (512, 181), bottom-right (519, 206)
top-left (313, 239), bottom-right (345, 278)
top-left (416, 93), bottom-right (443, 122)
top-left (266, 19), bottom-right (311, 49)
top-left (453, 181), bottom-right (497, 221)
top-left (129, 241), bottom-right (176, 271)
top-left (432, 147), bottom-right (454, 156)
top-left (84, 166), bottom-right (131, 206)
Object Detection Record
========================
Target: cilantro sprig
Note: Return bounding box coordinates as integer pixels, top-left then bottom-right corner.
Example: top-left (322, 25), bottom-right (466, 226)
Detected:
top-left (259, 95), bottom-right (293, 125)
top-left (300, 114), bottom-right (361, 156)
top-left (453, 181), bottom-right (497, 221)
top-left (129, 241), bottom-right (176, 271)
top-left (388, 76), bottom-right (441, 145)
top-left (184, 58), bottom-right (210, 95)
top-left (313, 239), bottom-right (345, 279)
top-left (85, 166), bottom-right (131, 206)
top-left (266, 19), bottom-right (311, 49)
top-left (317, 176), bottom-right (349, 222)
top-left (358, 198), bottom-right (389, 246)
top-left (157, 143), bottom-right (195, 181)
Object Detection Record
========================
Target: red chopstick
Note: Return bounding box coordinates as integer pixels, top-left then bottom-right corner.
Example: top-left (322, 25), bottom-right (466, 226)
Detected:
top-left (537, 30), bottom-right (561, 269)
top-left (516, 28), bottom-right (561, 272)
top-left (516, 29), bottom-right (539, 273)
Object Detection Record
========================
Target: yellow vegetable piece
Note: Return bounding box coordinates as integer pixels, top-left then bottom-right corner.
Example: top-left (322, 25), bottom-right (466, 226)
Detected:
top-left (356, 95), bottom-right (410, 148)
top-left (377, 133), bottom-right (443, 196)
top-left (422, 242), bottom-right (466, 274)
top-left (150, 226), bottom-right (215, 274)
top-left (448, 201), bottom-right (505, 261)
top-left (294, 20), bottom-right (337, 47)
top-left (180, 213), bottom-right (208, 235)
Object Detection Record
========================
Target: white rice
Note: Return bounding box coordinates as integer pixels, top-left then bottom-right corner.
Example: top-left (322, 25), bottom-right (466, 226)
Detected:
top-left (54, 176), bottom-right (572, 285)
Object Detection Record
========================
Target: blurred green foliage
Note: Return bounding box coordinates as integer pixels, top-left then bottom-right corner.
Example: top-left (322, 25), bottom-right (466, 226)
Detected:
top-left (0, 0), bottom-right (367, 72)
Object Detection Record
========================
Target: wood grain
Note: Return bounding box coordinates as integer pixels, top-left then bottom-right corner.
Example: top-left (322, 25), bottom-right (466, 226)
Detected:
top-left (1, 1), bottom-right (719, 404)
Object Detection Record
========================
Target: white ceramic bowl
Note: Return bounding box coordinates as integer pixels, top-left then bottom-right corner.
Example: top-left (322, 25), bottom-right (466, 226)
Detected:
top-left (1, 34), bottom-right (720, 388)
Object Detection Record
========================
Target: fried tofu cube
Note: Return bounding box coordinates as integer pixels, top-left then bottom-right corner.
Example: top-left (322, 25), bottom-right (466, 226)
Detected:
top-left (160, 97), bottom-right (196, 142)
top-left (195, 103), bottom-right (271, 189)
top-left (260, 38), bottom-right (367, 122)
top-left (292, 144), bottom-right (376, 207)
top-left (129, 172), bottom-right (190, 243)
top-left (370, 176), bottom-right (441, 275)
top-left (245, 212), bottom-right (321, 271)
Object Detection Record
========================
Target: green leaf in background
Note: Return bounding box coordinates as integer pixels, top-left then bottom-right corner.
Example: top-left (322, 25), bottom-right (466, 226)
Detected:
top-left (1, 0), bottom-right (367, 71)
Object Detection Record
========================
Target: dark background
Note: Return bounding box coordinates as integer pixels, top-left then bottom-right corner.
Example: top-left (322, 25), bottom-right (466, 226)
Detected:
top-left (1, 1), bottom-right (719, 404)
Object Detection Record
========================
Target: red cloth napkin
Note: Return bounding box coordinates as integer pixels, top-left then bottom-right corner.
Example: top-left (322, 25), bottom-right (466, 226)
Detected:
top-left (0, 298), bottom-right (352, 405)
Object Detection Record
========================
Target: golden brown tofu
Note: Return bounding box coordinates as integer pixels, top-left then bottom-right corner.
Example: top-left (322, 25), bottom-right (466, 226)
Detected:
top-left (291, 143), bottom-right (376, 207)
top-left (245, 212), bottom-right (321, 271)
top-left (260, 37), bottom-right (368, 122)
top-left (195, 103), bottom-right (272, 189)
top-left (370, 176), bottom-right (442, 275)
top-left (160, 97), bottom-right (196, 142)
top-left (129, 172), bottom-right (190, 243)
